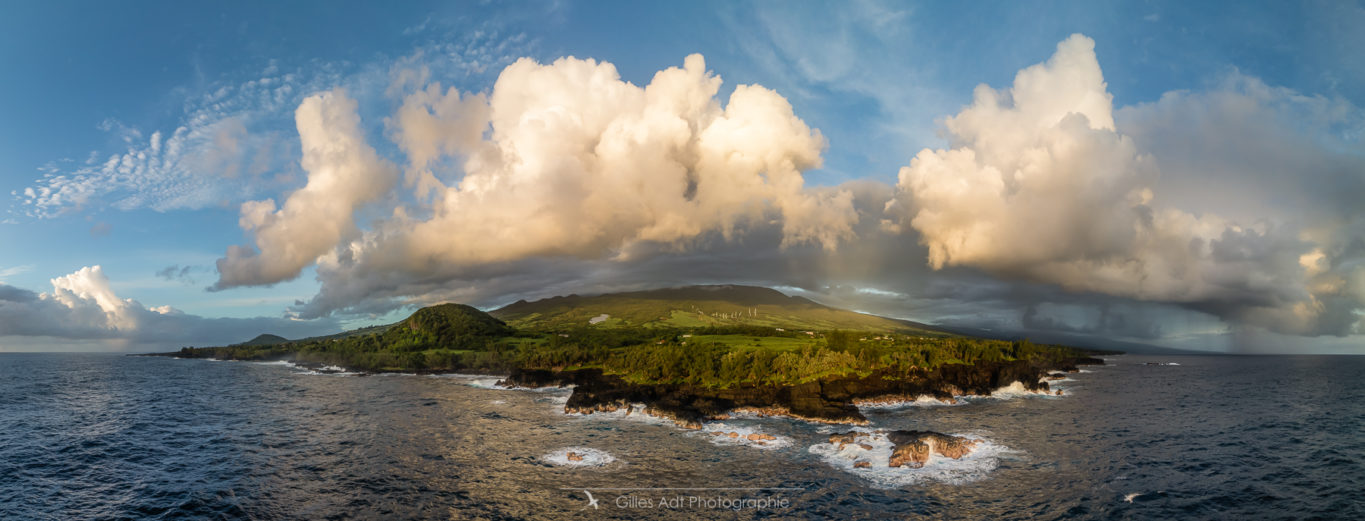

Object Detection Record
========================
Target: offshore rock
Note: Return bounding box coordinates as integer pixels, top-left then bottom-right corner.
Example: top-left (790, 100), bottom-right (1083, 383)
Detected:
top-left (829, 431), bottom-right (871, 449)
top-left (885, 431), bottom-right (981, 468)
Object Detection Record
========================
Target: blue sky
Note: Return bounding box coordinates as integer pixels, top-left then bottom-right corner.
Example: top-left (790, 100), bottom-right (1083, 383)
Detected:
top-left (2, 1), bottom-right (1363, 352)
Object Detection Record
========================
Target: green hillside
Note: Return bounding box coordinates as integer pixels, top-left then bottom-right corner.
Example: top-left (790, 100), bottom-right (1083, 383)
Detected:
top-left (492, 285), bottom-right (944, 335)
top-left (387, 303), bottom-right (515, 343)
top-left (235, 333), bottom-right (288, 346)
top-left (166, 285), bottom-right (1098, 387)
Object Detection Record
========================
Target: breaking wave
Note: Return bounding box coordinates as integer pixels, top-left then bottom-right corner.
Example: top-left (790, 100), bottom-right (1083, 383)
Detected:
top-left (562, 403), bottom-right (673, 426)
top-left (856, 395), bottom-right (965, 410)
top-left (807, 430), bottom-right (1013, 488)
top-left (542, 447), bottom-right (617, 468)
top-left (985, 381), bottom-right (1063, 399)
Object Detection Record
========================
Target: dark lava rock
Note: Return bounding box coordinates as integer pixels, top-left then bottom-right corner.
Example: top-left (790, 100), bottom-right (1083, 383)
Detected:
top-left (499, 357), bottom-right (1101, 428)
top-left (885, 430), bottom-right (981, 468)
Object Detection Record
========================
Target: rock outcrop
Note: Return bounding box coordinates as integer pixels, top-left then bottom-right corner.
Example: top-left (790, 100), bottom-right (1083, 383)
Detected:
top-left (827, 430), bottom-right (982, 469)
top-left (829, 431), bottom-right (871, 449)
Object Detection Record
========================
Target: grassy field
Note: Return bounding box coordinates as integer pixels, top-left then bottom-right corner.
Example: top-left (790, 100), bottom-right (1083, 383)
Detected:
top-left (492, 286), bottom-right (946, 335)
top-left (686, 334), bottom-right (816, 351)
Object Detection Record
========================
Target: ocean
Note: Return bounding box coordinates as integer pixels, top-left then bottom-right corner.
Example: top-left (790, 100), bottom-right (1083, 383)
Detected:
top-left (1, 353), bottom-right (1362, 520)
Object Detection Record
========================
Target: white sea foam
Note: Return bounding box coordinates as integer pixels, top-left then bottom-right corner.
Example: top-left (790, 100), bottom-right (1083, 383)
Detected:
top-left (301, 365), bottom-right (360, 376)
top-left (451, 375), bottom-right (575, 393)
top-left (538, 394), bottom-right (571, 408)
top-left (808, 431), bottom-right (1012, 488)
top-left (985, 381), bottom-right (1062, 399)
top-left (254, 360), bottom-right (309, 372)
top-left (697, 423), bottom-right (793, 450)
top-left (857, 395), bottom-right (965, 410)
top-left (542, 447), bottom-right (617, 468)
top-left (1123, 492), bottom-right (1139, 503)
top-left (564, 403), bottom-right (673, 426)
top-left (462, 377), bottom-right (507, 389)
top-left (516, 384), bottom-right (575, 393)
top-left (427, 373), bottom-right (507, 379)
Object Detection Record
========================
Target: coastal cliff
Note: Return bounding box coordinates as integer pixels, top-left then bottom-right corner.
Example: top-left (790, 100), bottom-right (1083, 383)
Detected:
top-left (499, 356), bottom-right (1103, 428)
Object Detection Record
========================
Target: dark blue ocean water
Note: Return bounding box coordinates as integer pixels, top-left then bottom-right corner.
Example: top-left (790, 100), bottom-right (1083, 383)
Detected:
top-left (1, 353), bottom-right (1362, 520)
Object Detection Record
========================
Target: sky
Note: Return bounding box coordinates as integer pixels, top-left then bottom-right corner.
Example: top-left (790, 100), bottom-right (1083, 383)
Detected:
top-left (1, 0), bottom-right (1363, 353)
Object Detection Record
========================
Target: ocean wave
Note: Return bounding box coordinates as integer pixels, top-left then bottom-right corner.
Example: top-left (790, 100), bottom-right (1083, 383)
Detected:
top-left (426, 373), bottom-right (508, 379)
top-left (541, 394), bottom-right (570, 405)
top-left (697, 423), bottom-right (792, 450)
top-left (1123, 491), bottom-right (1168, 503)
top-left (563, 403), bottom-right (673, 426)
top-left (296, 368), bottom-right (361, 377)
top-left (251, 360), bottom-right (360, 376)
top-left (857, 395), bottom-right (965, 410)
top-left (438, 374), bottom-right (574, 393)
top-left (807, 431), bottom-right (1012, 488)
top-left (982, 381), bottom-right (1063, 399)
top-left (542, 447), bottom-right (617, 468)
top-left (460, 377), bottom-right (507, 389)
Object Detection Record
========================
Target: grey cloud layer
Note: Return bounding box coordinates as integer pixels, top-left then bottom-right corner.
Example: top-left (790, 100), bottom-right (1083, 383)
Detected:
top-left (0, 266), bottom-right (338, 350)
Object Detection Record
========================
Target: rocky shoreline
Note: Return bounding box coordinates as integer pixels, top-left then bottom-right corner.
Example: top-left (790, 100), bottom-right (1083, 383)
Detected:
top-left (498, 357), bottom-right (1103, 429)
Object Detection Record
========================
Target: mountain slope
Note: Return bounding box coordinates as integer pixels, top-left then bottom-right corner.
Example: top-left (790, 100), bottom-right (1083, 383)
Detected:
top-left (379, 303), bottom-right (515, 349)
top-left (235, 333), bottom-right (288, 346)
top-left (491, 285), bottom-right (946, 334)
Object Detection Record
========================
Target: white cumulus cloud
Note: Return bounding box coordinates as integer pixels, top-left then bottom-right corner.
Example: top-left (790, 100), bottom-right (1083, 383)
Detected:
top-left (886, 34), bottom-right (1364, 336)
top-left (213, 89), bottom-right (400, 289)
top-left (227, 54), bottom-right (858, 313)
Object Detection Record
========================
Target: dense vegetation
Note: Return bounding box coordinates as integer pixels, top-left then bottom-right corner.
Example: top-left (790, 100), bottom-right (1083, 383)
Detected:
top-left (172, 294), bottom-right (1097, 388)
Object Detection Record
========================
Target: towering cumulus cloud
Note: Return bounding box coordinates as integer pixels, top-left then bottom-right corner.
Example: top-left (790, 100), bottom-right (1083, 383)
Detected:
top-left (213, 90), bottom-right (398, 289)
top-left (238, 54), bottom-right (856, 315)
top-left (886, 34), bottom-right (1363, 336)
top-left (373, 54), bottom-right (852, 263)
top-left (47, 265), bottom-right (140, 331)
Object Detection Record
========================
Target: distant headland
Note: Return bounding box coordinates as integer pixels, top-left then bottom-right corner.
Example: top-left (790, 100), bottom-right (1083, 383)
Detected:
top-left (150, 285), bottom-right (1108, 427)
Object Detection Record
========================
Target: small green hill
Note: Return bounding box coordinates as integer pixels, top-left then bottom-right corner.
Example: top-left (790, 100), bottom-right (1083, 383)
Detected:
top-left (236, 333), bottom-right (288, 346)
top-left (491, 285), bottom-right (945, 335)
top-left (379, 303), bottom-right (515, 350)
